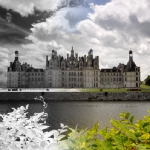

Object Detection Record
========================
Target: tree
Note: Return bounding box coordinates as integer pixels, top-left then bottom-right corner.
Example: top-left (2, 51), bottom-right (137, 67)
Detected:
top-left (145, 75), bottom-right (150, 86)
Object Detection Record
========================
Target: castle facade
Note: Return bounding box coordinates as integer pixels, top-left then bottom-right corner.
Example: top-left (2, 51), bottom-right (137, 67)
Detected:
top-left (7, 48), bottom-right (140, 89)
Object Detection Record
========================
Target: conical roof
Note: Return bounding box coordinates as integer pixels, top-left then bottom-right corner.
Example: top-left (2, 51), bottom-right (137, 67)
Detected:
top-left (125, 50), bottom-right (136, 72)
top-left (125, 60), bottom-right (136, 72)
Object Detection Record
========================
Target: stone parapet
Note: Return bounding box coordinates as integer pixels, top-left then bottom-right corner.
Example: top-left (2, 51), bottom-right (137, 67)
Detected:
top-left (0, 92), bottom-right (150, 101)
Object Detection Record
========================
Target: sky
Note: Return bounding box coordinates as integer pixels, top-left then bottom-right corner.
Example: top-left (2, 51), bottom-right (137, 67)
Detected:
top-left (0, 0), bottom-right (150, 86)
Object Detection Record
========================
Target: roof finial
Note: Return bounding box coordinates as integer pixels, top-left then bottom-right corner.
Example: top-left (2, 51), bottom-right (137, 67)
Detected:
top-left (72, 46), bottom-right (73, 50)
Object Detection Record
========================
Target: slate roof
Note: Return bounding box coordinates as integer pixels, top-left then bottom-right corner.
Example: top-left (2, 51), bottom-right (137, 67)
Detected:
top-left (125, 59), bottom-right (136, 72)
top-left (100, 67), bottom-right (121, 72)
top-left (26, 67), bottom-right (44, 72)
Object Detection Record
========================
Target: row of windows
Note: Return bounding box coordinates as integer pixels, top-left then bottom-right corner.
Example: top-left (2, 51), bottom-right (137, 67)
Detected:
top-left (101, 73), bottom-right (121, 76)
top-left (28, 73), bottom-right (44, 76)
top-left (101, 78), bottom-right (122, 82)
top-left (85, 71), bottom-right (98, 75)
top-left (68, 72), bottom-right (83, 76)
top-left (28, 78), bottom-right (44, 81)
top-left (124, 77), bottom-right (140, 81)
top-left (68, 78), bottom-right (82, 82)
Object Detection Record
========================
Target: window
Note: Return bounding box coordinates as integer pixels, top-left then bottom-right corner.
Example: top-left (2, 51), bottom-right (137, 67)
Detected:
top-left (136, 77), bottom-right (138, 81)
top-left (96, 83), bottom-right (98, 87)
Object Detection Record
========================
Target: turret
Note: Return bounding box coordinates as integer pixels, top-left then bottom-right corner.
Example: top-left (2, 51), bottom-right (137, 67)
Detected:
top-left (15, 51), bottom-right (18, 61)
top-left (46, 55), bottom-right (48, 67)
top-left (75, 53), bottom-right (78, 60)
top-left (88, 49), bottom-right (93, 59)
top-left (125, 50), bottom-right (136, 72)
top-left (129, 50), bottom-right (133, 60)
top-left (71, 46), bottom-right (74, 57)
top-left (67, 53), bottom-right (69, 60)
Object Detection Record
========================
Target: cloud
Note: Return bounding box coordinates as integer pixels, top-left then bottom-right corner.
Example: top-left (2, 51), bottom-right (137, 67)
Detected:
top-left (0, 17), bottom-right (30, 44)
top-left (0, 46), bottom-right (9, 85)
top-left (0, 0), bottom-right (88, 17)
top-left (0, 0), bottom-right (64, 16)
top-left (2, 0), bottom-right (150, 82)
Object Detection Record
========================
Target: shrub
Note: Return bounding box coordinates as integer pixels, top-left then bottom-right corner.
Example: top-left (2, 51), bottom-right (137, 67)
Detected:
top-left (0, 97), bottom-right (68, 150)
top-left (61, 111), bottom-right (150, 150)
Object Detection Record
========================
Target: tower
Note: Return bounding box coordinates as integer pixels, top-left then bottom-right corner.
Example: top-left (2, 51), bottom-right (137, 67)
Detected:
top-left (15, 51), bottom-right (19, 61)
top-left (129, 50), bottom-right (133, 60)
top-left (71, 46), bottom-right (74, 57)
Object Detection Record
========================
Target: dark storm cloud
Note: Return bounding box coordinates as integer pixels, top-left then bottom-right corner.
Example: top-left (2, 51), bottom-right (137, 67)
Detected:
top-left (0, 17), bottom-right (30, 44)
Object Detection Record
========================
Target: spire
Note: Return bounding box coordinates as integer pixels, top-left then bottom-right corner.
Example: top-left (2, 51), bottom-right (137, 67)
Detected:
top-left (71, 46), bottom-right (74, 57)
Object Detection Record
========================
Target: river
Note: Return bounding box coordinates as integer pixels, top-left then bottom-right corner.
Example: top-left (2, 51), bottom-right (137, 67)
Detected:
top-left (0, 100), bottom-right (150, 130)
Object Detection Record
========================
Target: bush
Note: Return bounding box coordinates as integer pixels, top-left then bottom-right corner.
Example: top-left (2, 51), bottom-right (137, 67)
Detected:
top-left (61, 111), bottom-right (150, 150)
top-left (0, 104), bottom-right (68, 150)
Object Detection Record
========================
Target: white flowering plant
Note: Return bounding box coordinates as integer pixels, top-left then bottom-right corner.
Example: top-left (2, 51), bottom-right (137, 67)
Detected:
top-left (0, 96), bottom-right (68, 150)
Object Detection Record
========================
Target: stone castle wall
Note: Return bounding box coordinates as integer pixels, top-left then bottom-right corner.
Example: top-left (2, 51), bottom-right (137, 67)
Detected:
top-left (0, 92), bottom-right (150, 101)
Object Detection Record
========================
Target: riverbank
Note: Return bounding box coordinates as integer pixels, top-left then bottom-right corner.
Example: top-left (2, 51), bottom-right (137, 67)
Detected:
top-left (0, 92), bottom-right (150, 101)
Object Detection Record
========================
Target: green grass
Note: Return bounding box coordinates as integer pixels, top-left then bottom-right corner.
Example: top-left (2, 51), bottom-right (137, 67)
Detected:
top-left (140, 84), bottom-right (150, 92)
top-left (78, 84), bottom-right (150, 92)
top-left (141, 84), bottom-right (150, 89)
top-left (78, 88), bottom-right (127, 92)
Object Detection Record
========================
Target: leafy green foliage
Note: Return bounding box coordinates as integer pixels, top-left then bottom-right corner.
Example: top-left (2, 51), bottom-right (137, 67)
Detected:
top-left (145, 75), bottom-right (150, 86)
top-left (61, 110), bottom-right (150, 150)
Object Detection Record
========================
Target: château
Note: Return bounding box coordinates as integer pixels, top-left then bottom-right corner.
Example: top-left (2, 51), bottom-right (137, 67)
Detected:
top-left (7, 47), bottom-right (140, 88)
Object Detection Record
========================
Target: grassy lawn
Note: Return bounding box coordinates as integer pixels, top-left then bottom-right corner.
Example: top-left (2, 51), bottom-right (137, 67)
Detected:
top-left (78, 84), bottom-right (150, 92)
top-left (140, 84), bottom-right (150, 92)
top-left (78, 88), bottom-right (127, 92)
